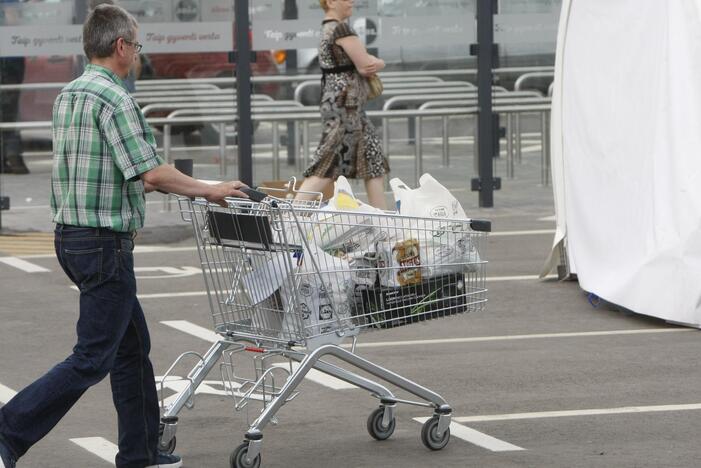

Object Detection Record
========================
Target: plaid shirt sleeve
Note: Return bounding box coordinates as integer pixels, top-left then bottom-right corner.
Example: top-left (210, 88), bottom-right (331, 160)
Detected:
top-left (104, 95), bottom-right (163, 181)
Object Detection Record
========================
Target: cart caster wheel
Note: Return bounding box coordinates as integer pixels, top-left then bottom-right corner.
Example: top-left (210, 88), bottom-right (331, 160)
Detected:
top-left (367, 407), bottom-right (396, 441)
top-left (421, 415), bottom-right (450, 451)
top-left (158, 436), bottom-right (176, 454)
top-left (230, 442), bottom-right (261, 468)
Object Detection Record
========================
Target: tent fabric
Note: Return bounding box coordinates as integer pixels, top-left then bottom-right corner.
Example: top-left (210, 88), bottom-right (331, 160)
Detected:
top-left (545, 0), bottom-right (701, 327)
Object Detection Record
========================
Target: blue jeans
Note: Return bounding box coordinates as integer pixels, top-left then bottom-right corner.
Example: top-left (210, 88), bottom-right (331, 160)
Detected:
top-left (0, 225), bottom-right (160, 468)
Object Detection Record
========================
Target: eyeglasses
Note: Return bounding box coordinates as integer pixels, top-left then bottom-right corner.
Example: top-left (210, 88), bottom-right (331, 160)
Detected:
top-left (122, 39), bottom-right (142, 53)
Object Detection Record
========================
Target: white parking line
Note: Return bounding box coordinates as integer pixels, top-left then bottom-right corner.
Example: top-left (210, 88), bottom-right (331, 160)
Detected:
top-left (413, 417), bottom-right (524, 452)
top-left (69, 286), bottom-right (209, 299)
top-left (161, 320), bottom-right (356, 390)
top-left (454, 403), bottom-right (701, 423)
top-left (161, 320), bottom-right (220, 342)
top-left (0, 257), bottom-right (50, 273)
top-left (1, 383), bottom-right (118, 464)
top-left (0, 383), bottom-right (17, 404)
top-left (488, 274), bottom-right (557, 281)
top-left (271, 363), bottom-right (356, 390)
top-left (72, 274), bottom-right (554, 299)
top-left (69, 437), bottom-right (117, 465)
top-left (490, 229), bottom-right (555, 236)
top-left (349, 328), bottom-right (692, 349)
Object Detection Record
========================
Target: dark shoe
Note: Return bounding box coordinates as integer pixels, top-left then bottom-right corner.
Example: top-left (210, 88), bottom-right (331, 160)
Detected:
top-left (6, 158), bottom-right (29, 175)
top-left (146, 452), bottom-right (182, 468)
top-left (0, 158), bottom-right (29, 175)
top-left (0, 440), bottom-right (16, 468)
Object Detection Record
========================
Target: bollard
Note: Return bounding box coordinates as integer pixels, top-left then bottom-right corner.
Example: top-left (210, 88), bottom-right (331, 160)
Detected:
top-left (506, 113), bottom-right (514, 178)
top-left (174, 158), bottom-right (193, 177)
top-left (219, 123), bottom-right (227, 177)
top-left (442, 116), bottom-right (450, 167)
top-left (414, 116), bottom-right (422, 185)
top-left (272, 122), bottom-right (280, 180)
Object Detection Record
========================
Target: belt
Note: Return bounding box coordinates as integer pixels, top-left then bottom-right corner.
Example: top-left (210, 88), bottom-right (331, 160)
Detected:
top-left (55, 224), bottom-right (137, 245)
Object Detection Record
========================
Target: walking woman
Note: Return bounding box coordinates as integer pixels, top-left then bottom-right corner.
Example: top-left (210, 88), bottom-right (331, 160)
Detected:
top-left (298, 0), bottom-right (389, 209)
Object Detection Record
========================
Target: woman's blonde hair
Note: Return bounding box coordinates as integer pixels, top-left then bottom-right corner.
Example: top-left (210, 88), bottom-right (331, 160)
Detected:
top-left (319, 0), bottom-right (329, 11)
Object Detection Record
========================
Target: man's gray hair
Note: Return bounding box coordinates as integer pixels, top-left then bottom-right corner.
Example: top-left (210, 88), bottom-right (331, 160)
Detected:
top-left (83, 4), bottom-right (138, 60)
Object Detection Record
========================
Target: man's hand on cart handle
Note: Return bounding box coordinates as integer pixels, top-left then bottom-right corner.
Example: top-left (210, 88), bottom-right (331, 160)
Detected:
top-left (205, 181), bottom-right (250, 207)
top-left (141, 164), bottom-right (249, 207)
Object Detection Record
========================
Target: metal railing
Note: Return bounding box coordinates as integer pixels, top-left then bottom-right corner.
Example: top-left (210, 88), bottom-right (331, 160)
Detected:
top-left (514, 71), bottom-right (554, 92)
top-left (0, 103), bottom-right (551, 187)
top-left (418, 96), bottom-right (551, 179)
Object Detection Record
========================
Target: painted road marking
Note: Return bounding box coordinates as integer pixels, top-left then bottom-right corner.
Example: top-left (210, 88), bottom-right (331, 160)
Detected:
top-left (0, 232), bottom-right (54, 256)
top-left (490, 229), bottom-right (555, 237)
top-left (348, 328), bottom-right (691, 349)
top-left (271, 362), bottom-right (356, 390)
top-left (413, 417), bottom-right (524, 452)
top-left (0, 382), bottom-right (17, 404)
top-left (454, 403), bottom-right (701, 423)
top-left (0, 256), bottom-right (50, 273)
top-left (69, 286), bottom-right (208, 299)
top-left (488, 274), bottom-right (556, 281)
top-left (66, 273), bottom-right (557, 297)
top-left (162, 320), bottom-right (354, 390)
top-left (17, 228), bottom-right (556, 260)
top-left (3, 384), bottom-right (118, 465)
top-left (161, 320), bottom-right (220, 342)
top-left (134, 266), bottom-right (201, 279)
top-left (69, 437), bottom-right (118, 464)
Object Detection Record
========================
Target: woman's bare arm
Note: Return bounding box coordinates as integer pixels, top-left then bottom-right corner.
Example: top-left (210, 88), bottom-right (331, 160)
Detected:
top-left (337, 35), bottom-right (385, 76)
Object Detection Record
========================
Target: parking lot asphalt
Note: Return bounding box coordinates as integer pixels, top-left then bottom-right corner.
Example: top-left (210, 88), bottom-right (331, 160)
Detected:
top-left (1, 120), bottom-right (700, 467)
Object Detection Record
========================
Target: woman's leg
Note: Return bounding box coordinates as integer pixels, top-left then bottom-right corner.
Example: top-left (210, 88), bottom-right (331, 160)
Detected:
top-left (296, 175), bottom-right (334, 202)
top-left (364, 176), bottom-right (388, 210)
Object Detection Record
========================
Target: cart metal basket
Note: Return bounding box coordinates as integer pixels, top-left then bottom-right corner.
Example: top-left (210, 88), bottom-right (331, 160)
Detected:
top-left (158, 190), bottom-right (490, 467)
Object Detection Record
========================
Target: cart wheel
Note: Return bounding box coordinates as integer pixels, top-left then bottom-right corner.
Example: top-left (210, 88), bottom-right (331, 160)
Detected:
top-left (367, 407), bottom-right (396, 441)
top-left (421, 416), bottom-right (450, 451)
top-left (230, 442), bottom-right (261, 468)
top-left (158, 436), bottom-right (176, 454)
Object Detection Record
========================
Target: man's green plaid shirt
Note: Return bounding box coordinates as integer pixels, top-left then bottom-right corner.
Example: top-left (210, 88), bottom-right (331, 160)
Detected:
top-left (50, 64), bottom-right (162, 232)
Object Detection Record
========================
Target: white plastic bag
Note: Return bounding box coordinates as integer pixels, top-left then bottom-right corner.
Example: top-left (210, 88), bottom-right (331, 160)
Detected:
top-left (376, 221), bottom-right (481, 287)
top-left (280, 243), bottom-right (355, 338)
top-left (390, 174), bottom-right (467, 219)
top-left (309, 177), bottom-right (385, 287)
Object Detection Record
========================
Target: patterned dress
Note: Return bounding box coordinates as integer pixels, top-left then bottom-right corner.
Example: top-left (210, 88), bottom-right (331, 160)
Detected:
top-left (303, 20), bottom-right (389, 180)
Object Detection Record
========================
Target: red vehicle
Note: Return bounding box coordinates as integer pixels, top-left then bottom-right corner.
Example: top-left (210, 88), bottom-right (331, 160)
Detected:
top-left (18, 50), bottom-right (283, 122)
top-left (145, 51), bottom-right (282, 98)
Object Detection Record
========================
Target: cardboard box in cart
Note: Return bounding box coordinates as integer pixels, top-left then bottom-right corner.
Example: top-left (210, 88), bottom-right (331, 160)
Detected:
top-left (355, 273), bottom-right (469, 329)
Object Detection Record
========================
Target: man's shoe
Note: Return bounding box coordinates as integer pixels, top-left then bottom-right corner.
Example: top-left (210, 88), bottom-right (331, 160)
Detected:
top-left (0, 441), bottom-right (16, 468)
top-left (146, 452), bottom-right (182, 468)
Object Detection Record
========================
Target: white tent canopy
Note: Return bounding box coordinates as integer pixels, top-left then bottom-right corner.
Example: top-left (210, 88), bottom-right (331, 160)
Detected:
top-left (543, 0), bottom-right (701, 327)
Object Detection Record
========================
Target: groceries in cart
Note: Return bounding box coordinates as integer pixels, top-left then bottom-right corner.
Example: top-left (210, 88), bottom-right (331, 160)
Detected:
top-left (290, 174), bottom-right (480, 330)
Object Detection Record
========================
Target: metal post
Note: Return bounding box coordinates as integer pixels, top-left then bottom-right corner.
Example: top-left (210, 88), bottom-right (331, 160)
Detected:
top-left (234, 0), bottom-right (253, 185)
top-left (302, 121), bottom-right (310, 168)
top-left (442, 116), bottom-right (450, 166)
top-left (163, 124), bottom-right (172, 211)
top-left (272, 122), bottom-right (280, 180)
top-left (284, 0), bottom-right (298, 166)
top-left (219, 122), bottom-right (226, 177)
top-left (506, 112), bottom-right (513, 178)
top-left (414, 116), bottom-right (422, 185)
top-left (514, 113), bottom-right (522, 163)
top-left (541, 111), bottom-right (551, 186)
top-left (473, 0), bottom-right (498, 207)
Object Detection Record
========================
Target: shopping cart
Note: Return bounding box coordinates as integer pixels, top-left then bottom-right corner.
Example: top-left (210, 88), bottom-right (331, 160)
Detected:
top-left (159, 187), bottom-right (490, 468)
